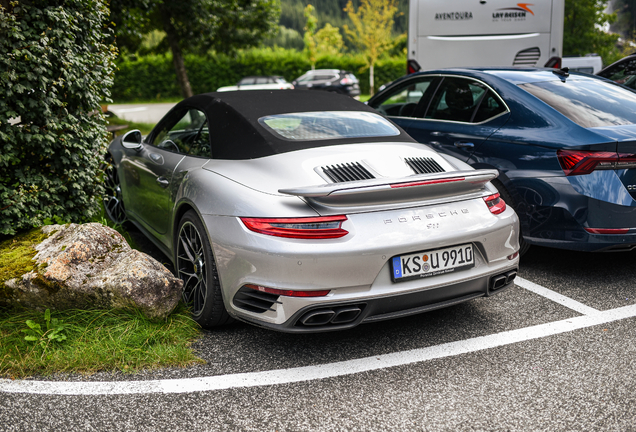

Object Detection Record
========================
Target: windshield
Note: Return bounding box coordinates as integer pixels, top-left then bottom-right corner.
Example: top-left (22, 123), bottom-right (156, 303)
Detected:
top-left (258, 111), bottom-right (400, 141)
top-left (519, 79), bottom-right (636, 128)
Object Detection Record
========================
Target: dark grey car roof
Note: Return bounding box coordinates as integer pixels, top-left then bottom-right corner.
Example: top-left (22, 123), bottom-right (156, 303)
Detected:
top-left (169, 90), bottom-right (415, 160)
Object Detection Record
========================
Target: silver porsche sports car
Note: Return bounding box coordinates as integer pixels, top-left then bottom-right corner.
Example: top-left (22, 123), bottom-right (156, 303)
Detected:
top-left (104, 91), bottom-right (520, 332)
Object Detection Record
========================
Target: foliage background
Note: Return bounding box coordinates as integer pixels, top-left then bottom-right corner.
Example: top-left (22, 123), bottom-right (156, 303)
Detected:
top-left (563, 0), bottom-right (621, 64)
top-left (110, 0), bottom-right (281, 98)
top-left (275, 0), bottom-right (408, 50)
top-left (112, 48), bottom-right (404, 100)
top-left (0, 0), bottom-right (117, 236)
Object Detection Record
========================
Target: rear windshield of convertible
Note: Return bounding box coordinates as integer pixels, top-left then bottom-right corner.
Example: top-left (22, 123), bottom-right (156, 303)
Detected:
top-left (519, 79), bottom-right (636, 128)
top-left (258, 111), bottom-right (400, 141)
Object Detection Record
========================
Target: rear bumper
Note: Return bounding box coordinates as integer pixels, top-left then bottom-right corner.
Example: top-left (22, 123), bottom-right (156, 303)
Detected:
top-left (202, 196), bottom-right (520, 331)
top-left (238, 268), bottom-right (518, 333)
top-left (526, 233), bottom-right (636, 252)
top-left (510, 174), bottom-right (636, 252)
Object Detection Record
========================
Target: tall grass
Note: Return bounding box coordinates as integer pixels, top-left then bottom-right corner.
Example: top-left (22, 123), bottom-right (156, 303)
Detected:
top-left (0, 304), bottom-right (202, 378)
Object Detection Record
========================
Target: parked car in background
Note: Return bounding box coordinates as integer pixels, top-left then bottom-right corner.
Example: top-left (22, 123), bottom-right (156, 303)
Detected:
top-left (217, 76), bottom-right (293, 92)
top-left (292, 69), bottom-right (360, 98)
top-left (562, 54), bottom-right (603, 74)
top-left (597, 53), bottom-right (636, 89)
top-left (103, 90), bottom-right (519, 332)
top-left (369, 68), bottom-right (636, 253)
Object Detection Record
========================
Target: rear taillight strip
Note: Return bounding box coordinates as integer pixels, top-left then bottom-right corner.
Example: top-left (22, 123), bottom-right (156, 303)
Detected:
top-left (390, 177), bottom-right (464, 188)
top-left (245, 284), bottom-right (330, 298)
top-left (584, 228), bottom-right (631, 234)
top-left (557, 149), bottom-right (636, 176)
top-left (241, 215), bottom-right (348, 239)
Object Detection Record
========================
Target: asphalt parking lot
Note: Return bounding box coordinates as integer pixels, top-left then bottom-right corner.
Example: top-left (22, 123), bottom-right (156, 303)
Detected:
top-left (2, 243), bottom-right (636, 431)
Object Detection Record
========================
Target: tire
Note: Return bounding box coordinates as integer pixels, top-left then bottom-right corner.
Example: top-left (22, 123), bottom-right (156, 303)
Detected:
top-left (102, 154), bottom-right (127, 225)
top-left (176, 210), bottom-right (232, 328)
top-left (491, 179), bottom-right (531, 256)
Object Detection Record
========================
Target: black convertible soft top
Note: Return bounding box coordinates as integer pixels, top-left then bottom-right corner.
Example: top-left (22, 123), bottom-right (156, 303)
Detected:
top-left (156, 90), bottom-right (415, 160)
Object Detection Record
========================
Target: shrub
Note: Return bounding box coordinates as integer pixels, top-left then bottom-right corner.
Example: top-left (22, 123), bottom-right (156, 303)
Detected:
top-left (0, 0), bottom-right (117, 236)
top-left (111, 48), bottom-right (406, 100)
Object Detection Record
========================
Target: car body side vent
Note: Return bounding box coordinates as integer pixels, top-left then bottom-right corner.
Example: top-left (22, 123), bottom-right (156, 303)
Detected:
top-left (513, 47), bottom-right (541, 66)
top-left (233, 286), bottom-right (281, 314)
top-left (322, 162), bottom-right (375, 183)
top-left (405, 157), bottom-right (445, 175)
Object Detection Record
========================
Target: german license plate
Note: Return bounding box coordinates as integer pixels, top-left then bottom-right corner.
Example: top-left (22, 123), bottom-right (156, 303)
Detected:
top-left (391, 244), bottom-right (474, 282)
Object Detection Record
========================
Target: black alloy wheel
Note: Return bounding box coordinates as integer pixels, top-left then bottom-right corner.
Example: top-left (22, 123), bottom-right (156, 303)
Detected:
top-left (102, 155), bottom-right (127, 224)
top-left (176, 210), bottom-right (232, 328)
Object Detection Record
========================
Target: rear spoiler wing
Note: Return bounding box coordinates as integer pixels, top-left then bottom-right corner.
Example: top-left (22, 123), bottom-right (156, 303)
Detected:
top-left (279, 169), bottom-right (498, 207)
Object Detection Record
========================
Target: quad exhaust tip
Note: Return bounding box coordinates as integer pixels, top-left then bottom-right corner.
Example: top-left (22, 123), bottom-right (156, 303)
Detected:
top-left (491, 270), bottom-right (517, 291)
top-left (298, 306), bottom-right (363, 327)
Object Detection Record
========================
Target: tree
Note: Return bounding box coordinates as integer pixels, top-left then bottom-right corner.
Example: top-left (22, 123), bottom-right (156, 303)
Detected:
top-left (278, 0), bottom-right (409, 46)
top-left (343, 0), bottom-right (399, 95)
top-left (110, 0), bottom-right (281, 98)
top-left (564, 0), bottom-right (620, 63)
top-left (612, 0), bottom-right (636, 37)
top-left (303, 4), bottom-right (318, 69)
top-left (0, 0), bottom-right (117, 235)
top-left (262, 25), bottom-right (304, 50)
top-left (315, 23), bottom-right (344, 57)
top-left (304, 5), bottom-right (344, 64)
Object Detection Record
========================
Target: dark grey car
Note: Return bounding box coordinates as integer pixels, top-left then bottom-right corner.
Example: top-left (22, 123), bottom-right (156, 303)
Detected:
top-left (292, 69), bottom-right (361, 97)
top-left (597, 53), bottom-right (636, 90)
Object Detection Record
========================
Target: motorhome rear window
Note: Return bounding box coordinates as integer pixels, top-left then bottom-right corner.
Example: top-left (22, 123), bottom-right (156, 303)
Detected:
top-left (519, 79), bottom-right (636, 128)
top-left (258, 111), bottom-right (400, 141)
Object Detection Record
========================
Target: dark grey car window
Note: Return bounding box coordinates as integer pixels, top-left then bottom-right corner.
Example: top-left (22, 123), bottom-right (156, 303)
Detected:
top-left (370, 77), bottom-right (437, 117)
top-left (152, 108), bottom-right (211, 157)
top-left (519, 79), bottom-right (636, 128)
top-left (473, 91), bottom-right (507, 123)
top-left (597, 58), bottom-right (636, 90)
top-left (426, 77), bottom-right (487, 123)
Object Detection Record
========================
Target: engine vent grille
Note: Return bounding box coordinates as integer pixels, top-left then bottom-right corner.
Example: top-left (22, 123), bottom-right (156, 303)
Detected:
top-left (513, 47), bottom-right (541, 66)
top-left (322, 162), bottom-right (375, 183)
top-left (405, 157), bottom-right (445, 175)
top-left (233, 286), bottom-right (281, 314)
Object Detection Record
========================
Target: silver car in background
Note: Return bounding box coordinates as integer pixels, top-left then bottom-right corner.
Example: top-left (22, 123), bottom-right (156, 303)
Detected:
top-left (104, 90), bottom-right (520, 332)
top-left (216, 75), bottom-right (294, 92)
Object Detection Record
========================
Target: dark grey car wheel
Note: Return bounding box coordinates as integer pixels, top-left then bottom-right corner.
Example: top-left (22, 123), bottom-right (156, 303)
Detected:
top-left (176, 210), bottom-right (232, 328)
top-left (102, 155), bottom-right (127, 224)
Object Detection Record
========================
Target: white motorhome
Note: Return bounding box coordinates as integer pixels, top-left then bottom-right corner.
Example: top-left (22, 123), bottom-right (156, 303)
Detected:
top-left (408, 0), bottom-right (564, 70)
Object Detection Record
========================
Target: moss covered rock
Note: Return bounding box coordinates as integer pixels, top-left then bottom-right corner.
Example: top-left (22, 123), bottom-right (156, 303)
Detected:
top-left (1, 224), bottom-right (182, 320)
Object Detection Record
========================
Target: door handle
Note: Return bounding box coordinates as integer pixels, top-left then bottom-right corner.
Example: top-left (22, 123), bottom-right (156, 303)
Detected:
top-left (454, 141), bottom-right (475, 149)
top-left (156, 177), bottom-right (169, 188)
top-left (431, 131), bottom-right (444, 137)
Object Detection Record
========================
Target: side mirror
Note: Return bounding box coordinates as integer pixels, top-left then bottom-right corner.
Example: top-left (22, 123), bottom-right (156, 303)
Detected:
top-left (121, 130), bottom-right (143, 150)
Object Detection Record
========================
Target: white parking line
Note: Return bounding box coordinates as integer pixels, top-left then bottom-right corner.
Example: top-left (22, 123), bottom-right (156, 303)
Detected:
top-left (515, 277), bottom-right (600, 315)
top-left (1, 280), bottom-right (631, 396)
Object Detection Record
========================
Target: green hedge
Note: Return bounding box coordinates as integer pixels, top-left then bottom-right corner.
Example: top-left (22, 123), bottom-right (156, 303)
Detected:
top-left (0, 0), bottom-right (116, 235)
top-left (112, 49), bottom-right (406, 101)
